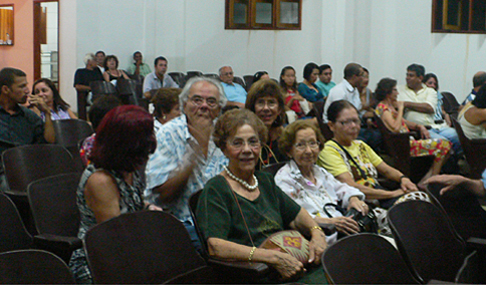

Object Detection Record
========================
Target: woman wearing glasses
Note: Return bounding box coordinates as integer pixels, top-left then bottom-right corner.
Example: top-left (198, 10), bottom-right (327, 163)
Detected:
top-left (245, 79), bottom-right (289, 169)
top-left (317, 100), bottom-right (427, 209)
top-left (196, 109), bottom-right (327, 283)
top-left (275, 120), bottom-right (367, 243)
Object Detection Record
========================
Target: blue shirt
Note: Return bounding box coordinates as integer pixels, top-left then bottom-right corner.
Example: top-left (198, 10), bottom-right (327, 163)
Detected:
top-left (144, 114), bottom-right (228, 223)
top-left (297, 83), bottom-right (324, 102)
top-left (435, 91), bottom-right (444, 120)
top-left (315, 80), bottom-right (336, 98)
top-left (221, 82), bottom-right (247, 104)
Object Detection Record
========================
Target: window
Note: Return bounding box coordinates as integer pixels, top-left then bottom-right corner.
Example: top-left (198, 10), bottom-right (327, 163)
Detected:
top-left (432, 0), bottom-right (486, 33)
top-left (225, 0), bottom-right (301, 30)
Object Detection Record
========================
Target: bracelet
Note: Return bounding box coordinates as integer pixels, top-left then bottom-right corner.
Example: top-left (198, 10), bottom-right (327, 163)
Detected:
top-left (248, 246), bottom-right (257, 262)
top-left (310, 225), bottom-right (324, 233)
top-left (399, 175), bottom-right (408, 183)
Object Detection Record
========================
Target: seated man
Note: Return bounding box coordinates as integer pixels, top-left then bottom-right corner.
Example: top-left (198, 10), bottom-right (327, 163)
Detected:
top-left (144, 77), bottom-right (228, 252)
top-left (73, 53), bottom-right (104, 93)
top-left (219, 66), bottom-right (247, 108)
top-left (126, 51), bottom-right (152, 77)
top-left (315, 64), bottom-right (336, 98)
top-left (143, 56), bottom-right (179, 98)
top-left (462, 71), bottom-right (486, 106)
top-left (398, 63), bottom-right (461, 155)
top-left (0, 67), bottom-right (55, 191)
top-left (426, 172), bottom-right (486, 197)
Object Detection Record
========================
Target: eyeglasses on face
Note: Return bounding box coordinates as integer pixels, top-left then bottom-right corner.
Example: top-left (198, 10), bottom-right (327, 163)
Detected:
top-left (189, 95), bottom-right (219, 108)
top-left (255, 99), bottom-right (278, 109)
top-left (337, 118), bottom-right (360, 127)
top-left (294, 141), bottom-right (320, 151)
top-left (228, 138), bottom-right (261, 149)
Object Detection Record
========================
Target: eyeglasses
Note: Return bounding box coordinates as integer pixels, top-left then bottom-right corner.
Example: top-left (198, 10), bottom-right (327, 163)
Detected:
top-left (189, 95), bottom-right (219, 108)
top-left (255, 99), bottom-right (278, 109)
top-left (294, 141), bottom-right (320, 151)
top-left (228, 138), bottom-right (261, 149)
top-left (337, 119), bottom-right (361, 127)
top-left (222, 72), bottom-right (233, 76)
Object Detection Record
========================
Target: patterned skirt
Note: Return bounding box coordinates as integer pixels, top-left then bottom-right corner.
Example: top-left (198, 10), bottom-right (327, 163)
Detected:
top-left (409, 138), bottom-right (451, 162)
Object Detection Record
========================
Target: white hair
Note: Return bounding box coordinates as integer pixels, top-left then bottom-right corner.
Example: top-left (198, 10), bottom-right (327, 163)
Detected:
top-left (84, 53), bottom-right (96, 66)
top-left (179, 76), bottom-right (227, 112)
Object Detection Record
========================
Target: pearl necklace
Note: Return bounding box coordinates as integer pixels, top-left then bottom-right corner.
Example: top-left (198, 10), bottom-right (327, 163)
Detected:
top-left (224, 166), bottom-right (259, 191)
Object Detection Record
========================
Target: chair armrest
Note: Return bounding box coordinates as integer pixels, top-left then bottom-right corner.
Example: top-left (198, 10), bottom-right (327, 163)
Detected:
top-left (318, 223), bottom-right (336, 236)
top-left (207, 258), bottom-right (270, 282)
top-left (466, 237), bottom-right (486, 251)
top-left (33, 234), bottom-right (83, 251)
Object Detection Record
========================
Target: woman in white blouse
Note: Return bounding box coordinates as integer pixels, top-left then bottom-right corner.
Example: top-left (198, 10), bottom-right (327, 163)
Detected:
top-left (275, 120), bottom-right (368, 244)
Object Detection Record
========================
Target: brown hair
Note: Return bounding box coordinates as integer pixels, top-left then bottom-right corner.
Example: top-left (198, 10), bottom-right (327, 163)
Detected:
top-left (151, 88), bottom-right (181, 118)
top-left (279, 120), bottom-right (325, 156)
top-left (213, 109), bottom-right (268, 152)
top-left (245, 79), bottom-right (286, 127)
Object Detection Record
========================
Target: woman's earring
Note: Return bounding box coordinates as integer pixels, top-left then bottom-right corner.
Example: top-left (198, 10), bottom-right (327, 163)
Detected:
top-left (163, 115), bottom-right (167, 120)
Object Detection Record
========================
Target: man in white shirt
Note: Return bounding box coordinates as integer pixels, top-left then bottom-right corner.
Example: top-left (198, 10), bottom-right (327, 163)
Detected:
top-left (219, 66), bottom-right (247, 108)
top-left (398, 64), bottom-right (461, 154)
top-left (143, 56), bottom-right (179, 98)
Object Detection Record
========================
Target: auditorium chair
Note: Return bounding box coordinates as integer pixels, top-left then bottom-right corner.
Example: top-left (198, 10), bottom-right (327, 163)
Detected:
top-left (168, 72), bottom-right (186, 87)
top-left (243, 75), bottom-right (254, 91)
top-left (451, 117), bottom-right (486, 179)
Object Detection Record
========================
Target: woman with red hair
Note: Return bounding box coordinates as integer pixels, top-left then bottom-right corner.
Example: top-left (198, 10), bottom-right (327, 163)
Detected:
top-left (69, 105), bottom-right (157, 284)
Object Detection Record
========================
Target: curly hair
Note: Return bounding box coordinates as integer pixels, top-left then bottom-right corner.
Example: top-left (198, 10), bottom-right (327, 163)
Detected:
top-left (213, 109), bottom-right (268, 152)
top-left (374, 78), bottom-right (397, 102)
top-left (151, 88), bottom-right (181, 118)
top-left (279, 120), bottom-right (325, 156)
top-left (103, 55), bottom-right (119, 70)
top-left (245, 79), bottom-right (286, 127)
top-left (89, 105), bottom-right (156, 173)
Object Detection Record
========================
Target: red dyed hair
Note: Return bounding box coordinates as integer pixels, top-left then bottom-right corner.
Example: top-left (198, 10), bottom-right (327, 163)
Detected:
top-left (89, 105), bottom-right (156, 172)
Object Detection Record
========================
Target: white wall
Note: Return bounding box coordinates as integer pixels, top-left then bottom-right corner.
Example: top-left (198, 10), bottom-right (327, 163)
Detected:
top-left (60, 0), bottom-right (486, 111)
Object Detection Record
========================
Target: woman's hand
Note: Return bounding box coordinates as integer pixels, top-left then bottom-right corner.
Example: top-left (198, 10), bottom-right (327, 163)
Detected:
top-left (400, 177), bottom-right (418, 193)
top-left (308, 228), bottom-right (327, 264)
top-left (28, 94), bottom-right (49, 113)
top-left (271, 251), bottom-right (305, 280)
top-left (328, 216), bottom-right (360, 235)
top-left (348, 196), bottom-right (369, 215)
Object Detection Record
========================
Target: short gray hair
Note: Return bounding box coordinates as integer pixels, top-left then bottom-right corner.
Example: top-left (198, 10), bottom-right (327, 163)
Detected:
top-left (219, 66), bottom-right (231, 76)
top-left (179, 76), bottom-right (227, 112)
top-left (84, 53), bottom-right (96, 66)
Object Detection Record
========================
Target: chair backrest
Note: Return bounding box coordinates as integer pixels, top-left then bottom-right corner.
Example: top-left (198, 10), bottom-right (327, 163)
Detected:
top-left (312, 101), bottom-right (334, 140)
top-left (89, 80), bottom-right (117, 100)
top-left (451, 117), bottom-right (486, 179)
top-left (261, 162), bottom-right (287, 177)
top-left (188, 190), bottom-right (209, 257)
top-left (186, 71), bottom-right (203, 83)
top-left (116, 78), bottom-right (139, 105)
top-left (0, 249), bottom-right (75, 284)
top-left (441, 91), bottom-right (460, 114)
top-left (387, 200), bottom-right (466, 283)
top-left (168, 72), bottom-right (186, 87)
top-left (0, 193), bottom-right (32, 253)
top-left (2, 145), bottom-right (79, 196)
top-left (322, 233), bottom-right (420, 284)
top-left (426, 183), bottom-right (486, 240)
top-left (233, 76), bottom-right (246, 89)
top-left (203, 73), bottom-right (220, 81)
top-left (52, 119), bottom-right (94, 148)
top-left (27, 173), bottom-right (81, 237)
top-left (243, 75), bottom-right (254, 91)
top-left (84, 211), bottom-right (206, 284)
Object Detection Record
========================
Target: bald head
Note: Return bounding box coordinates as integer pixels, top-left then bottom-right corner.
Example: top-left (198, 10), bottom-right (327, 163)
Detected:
top-left (473, 71), bottom-right (486, 91)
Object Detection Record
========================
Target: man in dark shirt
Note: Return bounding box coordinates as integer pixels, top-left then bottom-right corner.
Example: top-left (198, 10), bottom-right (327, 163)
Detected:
top-left (0, 67), bottom-right (55, 191)
top-left (73, 53), bottom-right (103, 93)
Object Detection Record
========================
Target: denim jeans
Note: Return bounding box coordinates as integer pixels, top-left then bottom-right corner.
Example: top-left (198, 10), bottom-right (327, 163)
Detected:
top-left (429, 126), bottom-right (462, 155)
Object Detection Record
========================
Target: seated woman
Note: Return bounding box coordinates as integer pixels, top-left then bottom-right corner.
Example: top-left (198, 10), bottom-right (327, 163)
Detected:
top-left (297, 63), bottom-right (324, 102)
top-left (280, 66), bottom-right (309, 118)
top-left (375, 78), bottom-right (451, 183)
top-left (103, 55), bottom-right (129, 83)
top-left (423, 73), bottom-right (452, 127)
top-left (318, 100), bottom-right (428, 209)
top-left (196, 109), bottom-right (327, 283)
top-left (151, 88), bottom-right (182, 131)
top-left (275, 120), bottom-right (370, 243)
top-left (31, 78), bottom-right (77, 121)
top-left (246, 79), bottom-right (289, 169)
top-left (458, 84), bottom-right (486, 139)
top-left (69, 105), bottom-right (157, 284)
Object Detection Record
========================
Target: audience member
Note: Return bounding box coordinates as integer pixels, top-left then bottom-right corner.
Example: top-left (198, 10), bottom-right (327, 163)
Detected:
top-left (73, 53), bottom-right (104, 93)
top-left (31, 78), bottom-right (77, 121)
top-left (425, 170), bottom-right (486, 197)
top-left (318, 100), bottom-right (427, 209)
top-left (298, 62), bottom-right (324, 102)
top-left (423, 73), bottom-right (451, 127)
top-left (315, 64), bottom-right (336, 98)
top-left (143, 56), bottom-right (179, 98)
top-left (0, 68), bottom-right (56, 191)
top-left (144, 77), bottom-right (228, 252)
top-left (280, 66), bottom-right (307, 118)
top-left (358, 67), bottom-right (375, 119)
top-left (375, 78), bottom-right (451, 184)
top-left (196, 109), bottom-right (327, 283)
top-left (253, 71), bottom-right (269, 83)
top-left (275, 120), bottom-right (367, 243)
top-left (79, 95), bottom-right (121, 166)
top-left (323, 62), bottom-right (363, 122)
top-left (126, 51), bottom-right (152, 77)
top-left (102, 55), bottom-right (129, 83)
top-left (397, 64), bottom-right (461, 155)
top-left (95, 51), bottom-right (106, 73)
top-left (151, 88), bottom-right (182, 131)
top-left (246, 79), bottom-right (289, 169)
top-left (458, 84), bottom-right (486, 139)
top-left (462, 71), bottom-right (486, 105)
top-left (69, 105), bottom-right (157, 284)
top-left (219, 66), bottom-right (247, 108)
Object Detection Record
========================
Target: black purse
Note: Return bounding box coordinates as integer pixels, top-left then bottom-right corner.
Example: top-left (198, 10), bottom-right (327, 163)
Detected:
top-left (323, 203), bottom-right (378, 234)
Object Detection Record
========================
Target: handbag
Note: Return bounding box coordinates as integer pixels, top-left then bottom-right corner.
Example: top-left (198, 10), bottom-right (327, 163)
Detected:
top-left (323, 203), bottom-right (378, 234)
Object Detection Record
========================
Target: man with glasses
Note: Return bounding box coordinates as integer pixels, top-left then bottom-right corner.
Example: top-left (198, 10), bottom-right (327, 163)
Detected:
top-left (144, 76), bottom-right (228, 252)
top-left (219, 66), bottom-right (247, 108)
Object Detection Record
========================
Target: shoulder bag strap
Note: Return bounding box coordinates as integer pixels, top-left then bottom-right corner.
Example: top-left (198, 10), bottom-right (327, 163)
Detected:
top-left (331, 140), bottom-right (368, 180)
